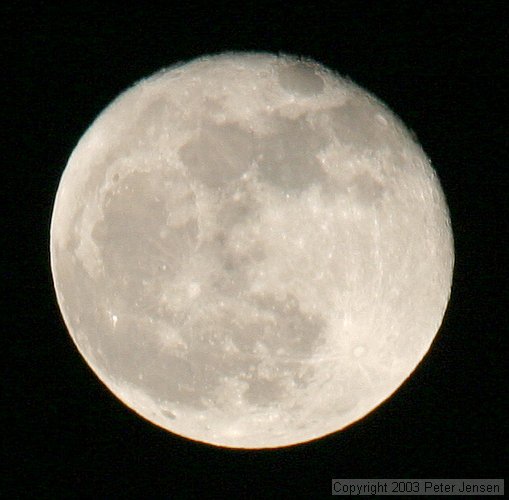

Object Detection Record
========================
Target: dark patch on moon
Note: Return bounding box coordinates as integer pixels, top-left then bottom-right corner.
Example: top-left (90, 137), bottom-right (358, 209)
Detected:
top-left (134, 97), bottom-right (173, 139)
top-left (347, 172), bottom-right (385, 204)
top-left (244, 378), bottom-right (284, 406)
top-left (277, 61), bottom-right (325, 96)
top-left (91, 169), bottom-right (198, 300)
top-left (179, 113), bottom-right (331, 194)
top-left (327, 98), bottom-right (400, 155)
top-left (179, 121), bottom-right (255, 188)
top-left (133, 292), bottom-right (327, 412)
top-left (255, 115), bottom-right (329, 192)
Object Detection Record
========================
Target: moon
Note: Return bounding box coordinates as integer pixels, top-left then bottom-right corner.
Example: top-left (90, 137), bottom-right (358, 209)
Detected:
top-left (50, 52), bottom-right (454, 448)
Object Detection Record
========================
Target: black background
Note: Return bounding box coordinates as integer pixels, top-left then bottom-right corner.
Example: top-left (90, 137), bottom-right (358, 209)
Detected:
top-left (5, 1), bottom-right (507, 496)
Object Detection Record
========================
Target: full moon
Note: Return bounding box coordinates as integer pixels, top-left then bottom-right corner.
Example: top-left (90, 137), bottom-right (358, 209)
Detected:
top-left (50, 52), bottom-right (454, 448)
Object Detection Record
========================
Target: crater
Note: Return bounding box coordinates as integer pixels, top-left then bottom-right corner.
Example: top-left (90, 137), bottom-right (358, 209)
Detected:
top-left (162, 409), bottom-right (177, 419)
top-left (277, 61), bottom-right (325, 96)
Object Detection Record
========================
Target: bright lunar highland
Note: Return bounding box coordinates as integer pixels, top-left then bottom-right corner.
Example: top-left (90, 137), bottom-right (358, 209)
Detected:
top-left (50, 52), bottom-right (454, 448)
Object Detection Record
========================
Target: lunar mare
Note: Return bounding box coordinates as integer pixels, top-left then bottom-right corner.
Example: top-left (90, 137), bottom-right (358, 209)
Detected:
top-left (50, 52), bottom-right (454, 448)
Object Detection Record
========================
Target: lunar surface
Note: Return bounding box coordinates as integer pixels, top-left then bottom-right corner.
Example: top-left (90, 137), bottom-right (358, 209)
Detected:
top-left (50, 52), bottom-right (454, 448)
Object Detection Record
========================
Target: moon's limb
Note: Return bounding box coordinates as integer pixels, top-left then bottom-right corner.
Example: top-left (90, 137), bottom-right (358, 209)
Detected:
top-left (50, 52), bottom-right (454, 448)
